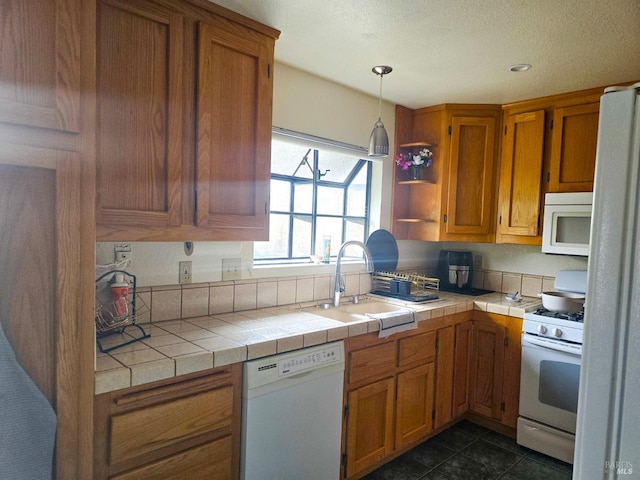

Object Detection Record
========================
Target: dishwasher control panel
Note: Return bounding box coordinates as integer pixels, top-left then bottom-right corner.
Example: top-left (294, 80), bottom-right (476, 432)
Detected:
top-left (279, 342), bottom-right (343, 376)
top-left (244, 341), bottom-right (345, 393)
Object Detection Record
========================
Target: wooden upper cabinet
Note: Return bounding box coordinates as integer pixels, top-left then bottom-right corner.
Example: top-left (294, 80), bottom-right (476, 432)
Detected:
top-left (392, 105), bottom-right (500, 243)
top-left (0, 0), bottom-right (81, 132)
top-left (497, 110), bottom-right (546, 240)
top-left (196, 21), bottom-right (273, 236)
top-left (548, 102), bottom-right (599, 192)
top-left (95, 0), bottom-right (278, 241)
top-left (96, 0), bottom-right (184, 230)
top-left (446, 115), bottom-right (497, 237)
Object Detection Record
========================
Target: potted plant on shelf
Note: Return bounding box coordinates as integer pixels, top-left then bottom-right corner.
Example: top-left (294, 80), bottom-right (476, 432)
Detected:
top-left (394, 148), bottom-right (433, 180)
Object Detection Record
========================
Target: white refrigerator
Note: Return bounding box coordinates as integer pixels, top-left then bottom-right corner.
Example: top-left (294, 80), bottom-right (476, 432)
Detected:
top-left (573, 83), bottom-right (640, 478)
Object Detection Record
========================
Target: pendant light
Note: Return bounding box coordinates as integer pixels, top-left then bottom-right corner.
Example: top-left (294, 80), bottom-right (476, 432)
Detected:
top-left (368, 65), bottom-right (393, 157)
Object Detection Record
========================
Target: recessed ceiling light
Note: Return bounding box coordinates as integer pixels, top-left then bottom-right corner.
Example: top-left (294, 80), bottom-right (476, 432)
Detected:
top-left (510, 64), bottom-right (532, 72)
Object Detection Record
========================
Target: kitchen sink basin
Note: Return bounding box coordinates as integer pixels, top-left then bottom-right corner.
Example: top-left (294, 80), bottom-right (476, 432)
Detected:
top-left (311, 300), bottom-right (411, 323)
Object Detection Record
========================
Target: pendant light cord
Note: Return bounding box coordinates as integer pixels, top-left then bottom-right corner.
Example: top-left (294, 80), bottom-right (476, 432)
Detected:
top-left (377, 73), bottom-right (383, 120)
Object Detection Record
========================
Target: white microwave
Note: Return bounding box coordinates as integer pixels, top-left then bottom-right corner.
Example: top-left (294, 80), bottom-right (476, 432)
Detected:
top-left (542, 192), bottom-right (593, 256)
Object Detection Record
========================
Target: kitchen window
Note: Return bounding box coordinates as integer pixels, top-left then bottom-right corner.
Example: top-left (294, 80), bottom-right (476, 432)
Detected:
top-left (254, 132), bottom-right (371, 263)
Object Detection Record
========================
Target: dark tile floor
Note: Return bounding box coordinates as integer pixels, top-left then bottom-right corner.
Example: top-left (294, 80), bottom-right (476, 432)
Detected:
top-left (363, 421), bottom-right (573, 480)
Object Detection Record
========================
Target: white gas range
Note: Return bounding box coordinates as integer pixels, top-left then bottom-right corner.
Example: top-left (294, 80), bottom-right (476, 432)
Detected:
top-left (517, 270), bottom-right (587, 464)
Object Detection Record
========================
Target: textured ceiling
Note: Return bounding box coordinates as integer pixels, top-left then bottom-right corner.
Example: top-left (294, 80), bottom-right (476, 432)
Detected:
top-left (211, 0), bottom-right (640, 109)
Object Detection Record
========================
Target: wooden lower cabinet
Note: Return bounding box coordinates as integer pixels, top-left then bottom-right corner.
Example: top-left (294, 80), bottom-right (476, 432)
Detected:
top-left (110, 437), bottom-right (232, 480)
top-left (396, 363), bottom-right (435, 448)
top-left (452, 320), bottom-right (473, 418)
top-left (94, 364), bottom-right (241, 480)
top-left (434, 325), bottom-right (455, 428)
top-left (345, 377), bottom-right (396, 478)
top-left (343, 320), bottom-right (462, 479)
top-left (470, 320), bottom-right (506, 419)
top-left (501, 314), bottom-right (524, 428)
top-left (466, 312), bottom-right (523, 429)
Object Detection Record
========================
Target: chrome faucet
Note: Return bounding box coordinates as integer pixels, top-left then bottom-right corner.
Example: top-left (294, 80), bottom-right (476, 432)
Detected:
top-left (334, 241), bottom-right (375, 307)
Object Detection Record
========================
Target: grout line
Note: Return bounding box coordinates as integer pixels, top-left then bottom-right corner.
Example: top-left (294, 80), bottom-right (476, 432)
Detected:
top-left (496, 455), bottom-right (528, 479)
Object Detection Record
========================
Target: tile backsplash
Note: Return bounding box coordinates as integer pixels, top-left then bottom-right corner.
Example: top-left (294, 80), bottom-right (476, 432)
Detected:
top-left (133, 268), bottom-right (552, 325)
top-left (472, 269), bottom-right (555, 297)
top-left (136, 272), bottom-right (373, 324)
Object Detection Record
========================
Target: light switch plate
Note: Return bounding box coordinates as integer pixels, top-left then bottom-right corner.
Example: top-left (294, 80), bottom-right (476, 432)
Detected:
top-left (222, 258), bottom-right (242, 281)
top-left (473, 254), bottom-right (483, 269)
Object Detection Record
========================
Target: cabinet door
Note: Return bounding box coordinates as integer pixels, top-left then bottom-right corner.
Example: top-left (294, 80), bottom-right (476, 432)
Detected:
top-left (445, 116), bottom-right (497, 237)
top-left (111, 437), bottom-right (232, 480)
top-left (452, 320), bottom-right (472, 418)
top-left (434, 326), bottom-right (455, 428)
top-left (0, 0), bottom-right (81, 132)
top-left (96, 0), bottom-right (185, 230)
top-left (345, 377), bottom-right (395, 478)
top-left (196, 22), bottom-right (273, 239)
top-left (470, 321), bottom-right (505, 420)
top-left (501, 317), bottom-right (523, 428)
top-left (497, 110), bottom-right (545, 239)
top-left (1, 152), bottom-right (94, 480)
top-left (396, 363), bottom-right (435, 449)
top-left (548, 102), bottom-right (599, 192)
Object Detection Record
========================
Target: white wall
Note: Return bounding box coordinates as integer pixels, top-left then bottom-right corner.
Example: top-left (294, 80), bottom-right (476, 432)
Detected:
top-left (396, 240), bottom-right (588, 278)
top-left (273, 63), bottom-right (396, 230)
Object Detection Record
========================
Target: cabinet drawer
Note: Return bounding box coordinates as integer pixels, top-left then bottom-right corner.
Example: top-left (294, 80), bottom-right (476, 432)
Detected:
top-left (398, 331), bottom-right (436, 368)
top-left (110, 436), bottom-right (232, 480)
top-left (110, 386), bottom-right (233, 464)
top-left (349, 341), bottom-right (397, 385)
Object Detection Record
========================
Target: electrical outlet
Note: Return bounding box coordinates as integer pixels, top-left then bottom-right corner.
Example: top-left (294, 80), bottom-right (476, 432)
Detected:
top-left (179, 261), bottom-right (192, 284)
top-left (222, 258), bottom-right (242, 281)
top-left (114, 243), bottom-right (132, 263)
top-left (473, 254), bottom-right (483, 269)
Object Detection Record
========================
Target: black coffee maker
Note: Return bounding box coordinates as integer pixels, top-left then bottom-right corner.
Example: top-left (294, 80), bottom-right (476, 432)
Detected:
top-left (437, 250), bottom-right (474, 292)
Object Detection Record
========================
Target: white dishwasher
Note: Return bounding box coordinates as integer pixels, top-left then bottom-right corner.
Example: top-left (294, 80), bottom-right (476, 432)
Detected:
top-left (240, 340), bottom-right (345, 480)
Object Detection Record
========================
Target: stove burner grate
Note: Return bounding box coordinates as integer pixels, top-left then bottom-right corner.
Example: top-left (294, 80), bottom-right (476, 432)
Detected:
top-left (532, 308), bottom-right (584, 323)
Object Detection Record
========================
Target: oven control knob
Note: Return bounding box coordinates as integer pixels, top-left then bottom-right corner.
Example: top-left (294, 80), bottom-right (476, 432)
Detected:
top-left (536, 325), bottom-right (547, 334)
top-left (552, 327), bottom-right (562, 337)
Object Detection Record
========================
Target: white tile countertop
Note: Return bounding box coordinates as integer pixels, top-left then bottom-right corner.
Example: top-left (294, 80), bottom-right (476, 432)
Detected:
top-left (95, 292), bottom-right (541, 395)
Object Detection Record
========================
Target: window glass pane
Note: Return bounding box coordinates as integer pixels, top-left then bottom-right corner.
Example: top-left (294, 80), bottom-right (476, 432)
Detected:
top-left (271, 139), bottom-right (313, 179)
top-left (317, 151), bottom-right (360, 183)
top-left (347, 165), bottom-right (367, 216)
top-left (254, 136), bottom-right (372, 263)
top-left (291, 215), bottom-right (312, 258)
top-left (293, 183), bottom-right (313, 214)
top-left (317, 186), bottom-right (344, 215)
top-left (315, 216), bottom-right (343, 257)
top-left (254, 213), bottom-right (289, 258)
top-left (270, 179), bottom-right (291, 212)
top-left (345, 218), bottom-right (365, 245)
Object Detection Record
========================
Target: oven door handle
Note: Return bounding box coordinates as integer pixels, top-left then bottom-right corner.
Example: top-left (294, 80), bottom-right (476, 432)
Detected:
top-left (522, 334), bottom-right (582, 356)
